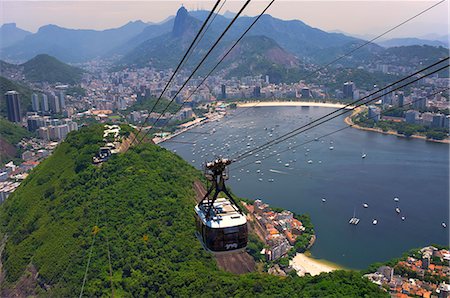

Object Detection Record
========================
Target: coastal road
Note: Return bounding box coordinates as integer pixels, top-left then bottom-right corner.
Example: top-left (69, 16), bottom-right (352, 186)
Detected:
top-left (193, 180), bottom-right (256, 274)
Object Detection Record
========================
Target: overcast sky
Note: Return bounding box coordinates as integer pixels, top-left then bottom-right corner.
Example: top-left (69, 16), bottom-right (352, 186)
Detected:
top-left (1, 1), bottom-right (448, 39)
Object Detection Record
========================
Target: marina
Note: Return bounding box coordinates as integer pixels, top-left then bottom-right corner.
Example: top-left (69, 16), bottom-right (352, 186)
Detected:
top-left (162, 106), bottom-right (449, 269)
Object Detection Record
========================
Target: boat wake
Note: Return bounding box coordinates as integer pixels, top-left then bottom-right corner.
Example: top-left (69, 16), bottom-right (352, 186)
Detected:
top-left (269, 169), bottom-right (289, 175)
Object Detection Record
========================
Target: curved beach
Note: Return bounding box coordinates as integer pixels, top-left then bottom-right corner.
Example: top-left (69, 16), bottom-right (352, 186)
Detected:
top-left (237, 101), bottom-right (354, 109)
top-left (290, 253), bottom-right (342, 276)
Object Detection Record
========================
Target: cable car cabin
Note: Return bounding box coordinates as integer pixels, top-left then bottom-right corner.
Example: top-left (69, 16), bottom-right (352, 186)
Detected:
top-left (195, 197), bottom-right (248, 252)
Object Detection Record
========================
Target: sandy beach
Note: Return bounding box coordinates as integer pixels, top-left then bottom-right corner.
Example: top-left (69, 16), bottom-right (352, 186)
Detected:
top-left (237, 101), bottom-right (354, 109)
top-left (290, 253), bottom-right (341, 276)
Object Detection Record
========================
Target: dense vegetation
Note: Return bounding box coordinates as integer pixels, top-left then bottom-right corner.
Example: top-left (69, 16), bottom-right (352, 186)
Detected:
top-left (127, 96), bottom-right (181, 115)
top-left (0, 76), bottom-right (33, 117)
top-left (21, 54), bottom-right (84, 84)
top-left (0, 117), bottom-right (32, 165)
top-left (0, 125), bottom-right (386, 296)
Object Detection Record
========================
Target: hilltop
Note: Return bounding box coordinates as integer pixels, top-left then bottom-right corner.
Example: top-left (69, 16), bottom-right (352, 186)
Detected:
top-left (0, 125), bottom-right (386, 297)
top-left (21, 54), bottom-right (84, 84)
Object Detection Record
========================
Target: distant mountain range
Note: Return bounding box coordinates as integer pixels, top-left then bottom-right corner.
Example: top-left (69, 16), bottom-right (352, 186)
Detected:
top-left (0, 8), bottom-right (448, 78)
top-left (0, 21), bottom-right (148, 63)
top-left (1, 54), bottom-right (84, 84)
top-left (377, 37), bottom-right (449, 48)
top-left (0, 23), bottom-right (32, 49)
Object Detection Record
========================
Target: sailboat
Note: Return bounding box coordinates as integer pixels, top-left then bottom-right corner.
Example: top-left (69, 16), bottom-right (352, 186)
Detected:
top-left (349, 208), bottom-right (360, 225)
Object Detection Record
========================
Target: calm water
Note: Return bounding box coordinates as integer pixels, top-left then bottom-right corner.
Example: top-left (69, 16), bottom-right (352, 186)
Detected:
top-left (162, 106), bottom-right (449, 269)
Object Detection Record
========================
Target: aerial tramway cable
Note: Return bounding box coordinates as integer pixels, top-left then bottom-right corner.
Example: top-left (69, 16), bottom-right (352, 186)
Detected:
top-left (135, 0), bottom-right (252, 146)
top-left (128, 0), bottom-right (222, 147)
top-left (231, 58), bottom-right (449, 162)
top-left (153, 0), bottom-right (276, 137)
top-left (231, 87), bottom-right (449, 171)
top-left (175, 0), bottom-right (446, 145)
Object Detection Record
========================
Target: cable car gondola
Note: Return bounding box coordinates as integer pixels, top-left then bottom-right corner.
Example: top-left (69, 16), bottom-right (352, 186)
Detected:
top-left (194, 158), bottom-right (248, 252)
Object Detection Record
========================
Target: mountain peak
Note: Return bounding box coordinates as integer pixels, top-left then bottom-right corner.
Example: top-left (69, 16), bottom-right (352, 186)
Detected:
top-left (172, 6), bottom-right (190, 37)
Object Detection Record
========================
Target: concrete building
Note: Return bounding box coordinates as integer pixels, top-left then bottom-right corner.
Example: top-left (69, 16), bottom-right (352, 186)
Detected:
top-left (368, 105), bottom-right (381, 122)
top-left (301, 87), bottom-right (311, 99)
top-left (5, 91), bottom-right (21, 122)
top-left (31, 93), bottom-right (40, 112)
top-left (343, 81), bottom-right (355, 100)
top-left (253, 86), bottom-right (261, 98)
top-left (413, 97), bottom-right (427, 110)
top-left (49, 94), bottom-right (61, 114)
top-left (221, 84), bottom-right (226, 99)
top-left (59, 90), bottom-right (66, 110)
top-left (405, 110), bottom-right (419, 124)
top-left (431, 114), bottom-right (445, 128)
top-left (41, 94), bottom-right (49, 112)
top-left (377, 266), bottom-right (393, 282)
top-left (397, 92), bottom-right (404, 107)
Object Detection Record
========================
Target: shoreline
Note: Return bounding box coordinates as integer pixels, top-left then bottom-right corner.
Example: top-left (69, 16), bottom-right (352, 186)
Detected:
top-left (344, 108), bottom-right (450, 144)
top-left (237, 101), bottom-right (354, 109)
top-left (290, 252), bottom-right (343, 276)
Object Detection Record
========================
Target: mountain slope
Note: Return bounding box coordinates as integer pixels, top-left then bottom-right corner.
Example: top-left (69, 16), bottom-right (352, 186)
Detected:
top-left (381, 45), bottom-right (449, 66)
top-left (378, 37), bottom-right (449, 48)
top-left (108, 20), bottom-right (173, 56)
top-left (0, 125), bottom-right (387, 297)
top-left (118, 7), bottom-right (203, 68)
top-left (119, 8), bottom-right (303, 78)
top-left (189, 10), bottom-right (382, 63)
top-left (0, 23), bottom-right (32, 49)
top-left (0, 76), bottom-right (33, 116)
top-left (0, 117), bottom-right (31, 165)
top-left (21, 54), bottom-right (84, 84)
top-left (1, 21), bottom-right (148, 63)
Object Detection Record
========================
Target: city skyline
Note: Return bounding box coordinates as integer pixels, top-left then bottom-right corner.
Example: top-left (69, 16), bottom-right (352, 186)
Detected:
top-left (1, 1), bottom-right (448, 39)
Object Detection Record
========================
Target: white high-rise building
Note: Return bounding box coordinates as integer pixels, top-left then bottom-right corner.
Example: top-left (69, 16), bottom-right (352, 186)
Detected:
top-left (41, 94), bottom-right (49, 112)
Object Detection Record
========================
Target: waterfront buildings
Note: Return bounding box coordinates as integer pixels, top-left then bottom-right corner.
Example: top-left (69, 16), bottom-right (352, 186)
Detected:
top-left (368, 105), bottom-right (381, 122)
top-left (343, 81), bottom-right (355, 100)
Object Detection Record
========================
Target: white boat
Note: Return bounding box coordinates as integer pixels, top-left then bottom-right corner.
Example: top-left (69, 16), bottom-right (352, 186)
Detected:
top-left (401, 216), bottom-right (406, 221)
top-left (349, 209), bottom-right (360, 225)
top-left (268, 179), bottom-right (274, 182)
top-left (258, 178), bottom-right (263, 182)
top-left (362, 153), bottom-right (367, 159)
top-left (307, 160), bottom-right (313, 164)
top-left (363, 203), bottom-right (369, 208)
top-left (395, 207), bottom-right (401, 214)
top-left (372, 219), bottom-right (378, 225)
top-left (442, 222), bottom-right (447, 228)
top-left (322, 198), bottom-right (326, 203)
top-left (255, 160), bottom-right (262, 164)
top-left (394, 197), bottom-right (399, 202)
top-left (284, 163), bottom-right (290, 167)
top-left (329, 146), bottom-right (334, 150)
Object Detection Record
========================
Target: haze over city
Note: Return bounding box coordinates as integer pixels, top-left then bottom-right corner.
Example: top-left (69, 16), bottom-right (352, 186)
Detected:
top-left (1, 0), bottom-right (448, 38)
top-left (0, 0), bottom-right (449, 297)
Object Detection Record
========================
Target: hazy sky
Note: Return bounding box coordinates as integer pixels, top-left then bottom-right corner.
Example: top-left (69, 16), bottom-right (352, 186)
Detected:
top-left (1, 1), bottom-right (448, 38)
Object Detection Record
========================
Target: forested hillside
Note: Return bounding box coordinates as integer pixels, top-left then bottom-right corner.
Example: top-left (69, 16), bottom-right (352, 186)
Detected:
top-left (0, 117), bottom-right (32, 165)
top-left (0, 125), bottom-right (386, 297)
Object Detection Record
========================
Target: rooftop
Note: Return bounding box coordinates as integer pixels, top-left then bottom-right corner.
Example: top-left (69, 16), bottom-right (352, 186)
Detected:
top-left (195, 197), bottom-right (246, 229)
